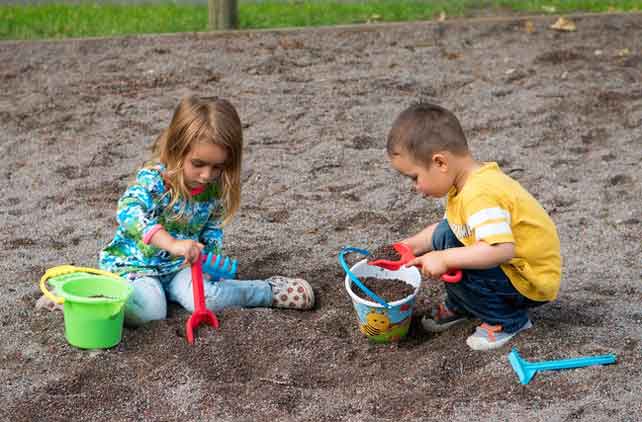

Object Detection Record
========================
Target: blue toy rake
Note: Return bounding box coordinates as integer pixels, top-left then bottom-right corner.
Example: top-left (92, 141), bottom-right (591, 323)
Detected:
top-left (201, 252), bottom-right (238, 281)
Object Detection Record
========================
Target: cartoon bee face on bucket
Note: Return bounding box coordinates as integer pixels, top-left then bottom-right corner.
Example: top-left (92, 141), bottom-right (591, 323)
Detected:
top-left (360, 309), bottom-right (391, 336)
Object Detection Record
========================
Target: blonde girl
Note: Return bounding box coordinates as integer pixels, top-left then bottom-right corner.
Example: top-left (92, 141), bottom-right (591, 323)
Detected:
top-left (96, 96), bottom-right (313, 326)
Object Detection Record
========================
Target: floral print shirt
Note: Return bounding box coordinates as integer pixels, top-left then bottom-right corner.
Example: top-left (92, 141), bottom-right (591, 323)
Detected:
top-left (99, 164), bottom-right (223, 277)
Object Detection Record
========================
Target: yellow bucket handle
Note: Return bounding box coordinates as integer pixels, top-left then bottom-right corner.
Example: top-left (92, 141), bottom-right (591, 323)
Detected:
top-left (39, 265), bottom-right (125, 305)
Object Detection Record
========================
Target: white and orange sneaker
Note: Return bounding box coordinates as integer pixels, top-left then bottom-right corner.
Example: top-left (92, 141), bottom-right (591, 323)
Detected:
top-left (466, 320), bottom-right (533, 351)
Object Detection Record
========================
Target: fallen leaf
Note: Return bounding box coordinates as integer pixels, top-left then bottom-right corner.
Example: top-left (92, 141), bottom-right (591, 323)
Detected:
top-left (438, 11), bottom-right (446, 22)
top-left (278, 38), bottom-right (304, 50)
top-left (524, 20), bottom-right (536, 33)
top-left (550, 17), bottom-right (576, 32)
top-left (366, 14), bottom-right (382, 23)
top-left (617, 48), bottom-right (630, 57)
top-left (442, 50), bottom-right (462, 60)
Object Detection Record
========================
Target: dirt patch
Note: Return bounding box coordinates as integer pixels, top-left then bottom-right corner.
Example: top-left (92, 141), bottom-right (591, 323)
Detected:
top-left (351, 277), bottom-right (415, 302)
top-left (368, 244), bottom-right (402, 262)
top-left (1, 12), bottom-right (641, 422)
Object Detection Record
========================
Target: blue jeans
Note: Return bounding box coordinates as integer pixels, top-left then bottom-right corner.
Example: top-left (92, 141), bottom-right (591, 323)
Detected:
top-left (123, 268), bottom-right (273, 327)
top-left (432, 219), bottom-right (546, 333)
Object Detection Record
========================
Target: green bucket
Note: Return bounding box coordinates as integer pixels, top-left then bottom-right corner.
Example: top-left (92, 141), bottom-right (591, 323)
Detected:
top-left (42, 267), bottom-right (133, 349)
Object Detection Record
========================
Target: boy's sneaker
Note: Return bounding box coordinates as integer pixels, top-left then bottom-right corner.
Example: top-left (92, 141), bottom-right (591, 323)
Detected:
top-left (421, 303), bottom-right (468, 332)
top-left (466, 320), bottom-right (533, 351)
top-left (267, 276), bottom-right (315, 310)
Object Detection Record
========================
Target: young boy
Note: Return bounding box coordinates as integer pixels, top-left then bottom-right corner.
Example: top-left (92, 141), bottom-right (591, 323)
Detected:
top-left (387, 103), bottom-right (561, 351)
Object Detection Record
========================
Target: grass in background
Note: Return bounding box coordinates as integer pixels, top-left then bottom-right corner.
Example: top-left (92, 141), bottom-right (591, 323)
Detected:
top-left (241, 0), bottom-right (641, 28)
top-left (0, 4), bottom-right (207, 40)
top-left (1, 0), bottom-right (641, 40)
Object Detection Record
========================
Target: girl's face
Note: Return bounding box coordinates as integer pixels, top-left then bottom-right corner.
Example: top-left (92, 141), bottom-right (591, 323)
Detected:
top-left (390, 151), bottom-right (453, 198)
top-left (183, 141), bottom-right (228, 190)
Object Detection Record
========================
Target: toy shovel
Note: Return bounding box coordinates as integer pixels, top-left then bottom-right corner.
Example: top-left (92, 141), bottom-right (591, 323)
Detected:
top-left (185, 256), bottom-right (219, 344)
top-left (508, 348), bottom-right (617, 384)
top-left (368, 243), bottom-right (463, 283)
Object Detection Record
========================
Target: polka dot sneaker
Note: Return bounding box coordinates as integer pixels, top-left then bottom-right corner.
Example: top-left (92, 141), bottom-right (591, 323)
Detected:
top-left (267, 276), bottom-right (315, 310)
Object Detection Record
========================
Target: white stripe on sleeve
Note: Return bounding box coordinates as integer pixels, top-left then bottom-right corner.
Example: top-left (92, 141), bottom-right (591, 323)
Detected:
top-left (467, 207), bottom-right (510, 229)
top-left (475, 222), bottom-right (512, 241)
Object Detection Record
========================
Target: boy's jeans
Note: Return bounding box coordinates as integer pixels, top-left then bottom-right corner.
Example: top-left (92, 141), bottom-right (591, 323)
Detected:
top-left (124, 267), bottom-right (273, 327)
top-left (433, 219), bottom-right (546, 333)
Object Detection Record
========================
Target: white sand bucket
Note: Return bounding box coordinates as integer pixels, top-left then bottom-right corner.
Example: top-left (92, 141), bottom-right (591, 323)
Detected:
top-left (339, 247), bottom-right (421, 343)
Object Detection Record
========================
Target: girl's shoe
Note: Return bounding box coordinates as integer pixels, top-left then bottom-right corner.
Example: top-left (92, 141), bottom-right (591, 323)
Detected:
top-left (466, 320), bottom-right (533, 351)
top-left (267, 276), bottom-right (315, 310)
top-left (421, 303), bottom-right (467, 332)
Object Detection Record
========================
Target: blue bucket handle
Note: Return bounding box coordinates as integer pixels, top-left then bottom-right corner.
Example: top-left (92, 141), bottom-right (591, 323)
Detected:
top-left (338, 246), bottom-right (392, 309)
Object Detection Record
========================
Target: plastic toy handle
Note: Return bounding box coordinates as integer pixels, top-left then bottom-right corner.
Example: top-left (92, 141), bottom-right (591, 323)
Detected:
top-left (338, 247), bottom-right (392, 309)
top-left (530, 354), bottom-right (617, 370)
top-left (191, 259), bottom-right (207, 311)
top-left (39, 265), bottom-right (124, 305)
top-left (410, 265), bottom-right (461, 283)
top-left (186, 256), bottom-right (220, 344)
top-left (440, 269), bottom-right (463, 283)
top-left (407, 264), bottom-right (461, 283)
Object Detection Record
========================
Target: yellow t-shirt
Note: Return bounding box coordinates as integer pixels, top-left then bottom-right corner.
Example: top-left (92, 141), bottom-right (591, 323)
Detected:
top-left (445, 162), bottom-right (561, 301)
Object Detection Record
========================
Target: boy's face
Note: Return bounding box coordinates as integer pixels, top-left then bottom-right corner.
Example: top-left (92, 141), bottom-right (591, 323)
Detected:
top-left (389, 151), bottom-right (453, 198)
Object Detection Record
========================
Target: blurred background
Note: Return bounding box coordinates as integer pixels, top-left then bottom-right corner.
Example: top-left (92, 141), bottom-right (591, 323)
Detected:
top-left (1, 0), bottom-right (640, 40)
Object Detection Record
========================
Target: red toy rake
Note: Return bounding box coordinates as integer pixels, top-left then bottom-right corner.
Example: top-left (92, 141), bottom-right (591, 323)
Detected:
top-left (185, 255), bottom-right (219, 344)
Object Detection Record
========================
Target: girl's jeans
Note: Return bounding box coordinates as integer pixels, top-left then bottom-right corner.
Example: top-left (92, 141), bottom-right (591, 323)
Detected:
top-left (433, 219), bottom-right (546, 333)
top-left (124, 268), bottom-right (272, 327)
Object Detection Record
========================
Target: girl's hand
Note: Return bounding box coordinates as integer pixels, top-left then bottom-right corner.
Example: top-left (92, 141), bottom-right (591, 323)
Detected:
top-left (168, 239), bottom-right (205, 266)
top-left (406, 251), bottom-right (449, 279)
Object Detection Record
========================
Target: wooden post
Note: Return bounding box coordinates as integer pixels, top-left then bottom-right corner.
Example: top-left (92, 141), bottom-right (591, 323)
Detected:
top-left (208, 0), bottom-right (239, 30)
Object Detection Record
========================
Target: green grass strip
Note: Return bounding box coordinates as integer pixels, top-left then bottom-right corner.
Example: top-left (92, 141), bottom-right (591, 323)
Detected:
top-left (0, 4), bottom-right (207, 40)
top-left (1, 0), bottom-right (641, 41)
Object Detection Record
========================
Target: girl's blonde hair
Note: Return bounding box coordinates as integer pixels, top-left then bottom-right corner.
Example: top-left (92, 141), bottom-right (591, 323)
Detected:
top-left (150, 95), bottom-right (242, 225)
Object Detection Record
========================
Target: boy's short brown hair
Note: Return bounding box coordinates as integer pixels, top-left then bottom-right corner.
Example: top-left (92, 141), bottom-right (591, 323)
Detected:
top-left (387, 103), bottom-right (469, 166)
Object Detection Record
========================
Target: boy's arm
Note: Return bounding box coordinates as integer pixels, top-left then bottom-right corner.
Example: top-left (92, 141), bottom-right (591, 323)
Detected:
top-left (422, 191), bottom-right (516, 276)
top-left (441, 241), bottom-right (515, 270)
top-left (401, 222), bottom-right (439, 256)
top-left (408, 241), bottom-right (515, 279)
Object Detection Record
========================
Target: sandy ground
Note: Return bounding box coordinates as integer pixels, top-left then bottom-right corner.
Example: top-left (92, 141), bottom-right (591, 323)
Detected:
top-left (1, 12), bottom-right (641, 422)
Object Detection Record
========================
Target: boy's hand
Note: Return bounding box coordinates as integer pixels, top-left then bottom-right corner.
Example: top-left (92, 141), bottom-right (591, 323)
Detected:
top-left (406, 251), bottom-right (449, 279)
top-left (168, 239), bottom-right (205, 266)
